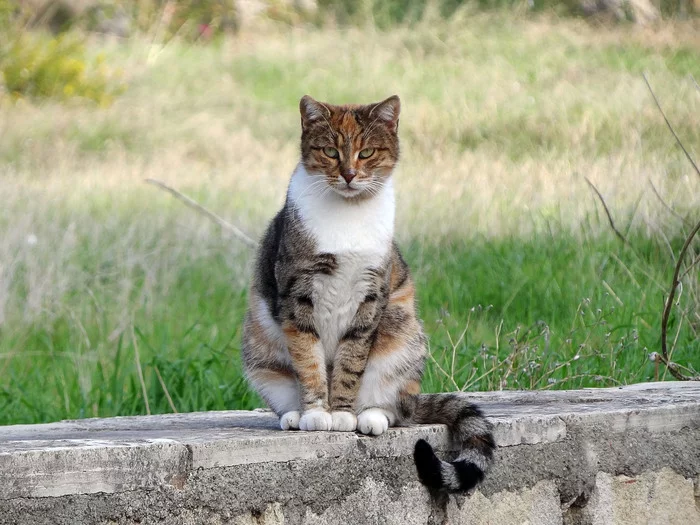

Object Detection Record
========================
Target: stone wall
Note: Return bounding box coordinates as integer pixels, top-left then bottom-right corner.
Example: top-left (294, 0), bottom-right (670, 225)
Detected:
top-left (1, 382), bottom-right (698, 524)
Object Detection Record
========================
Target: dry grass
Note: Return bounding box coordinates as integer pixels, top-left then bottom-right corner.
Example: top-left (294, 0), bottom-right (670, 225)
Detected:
top-left (0, 12), bottom-right (698, 423)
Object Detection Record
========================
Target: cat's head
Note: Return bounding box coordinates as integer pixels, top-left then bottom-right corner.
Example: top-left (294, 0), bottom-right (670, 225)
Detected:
top-left (299, 95), bottom-right (400, 199)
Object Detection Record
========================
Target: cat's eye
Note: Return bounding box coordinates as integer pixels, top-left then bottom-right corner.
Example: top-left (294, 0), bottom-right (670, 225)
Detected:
top-left (323, 147), bottom-right (339, 159)
top-left (359, 148), bottom-right (375, 159)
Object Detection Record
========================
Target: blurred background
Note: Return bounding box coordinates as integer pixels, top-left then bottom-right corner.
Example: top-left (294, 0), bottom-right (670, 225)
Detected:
top-left (0, 0), bottom-right (698, 425)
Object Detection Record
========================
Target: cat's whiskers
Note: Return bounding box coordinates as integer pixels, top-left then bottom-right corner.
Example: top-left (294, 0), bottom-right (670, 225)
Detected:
top-left (363, 178), bottom-right (384, 198)
top-left (320, 186), bottom-right (335, 201)
top-left (288, 177), bottom-right (331, 220)
top-left (294, 176), bottom-right (327, 202)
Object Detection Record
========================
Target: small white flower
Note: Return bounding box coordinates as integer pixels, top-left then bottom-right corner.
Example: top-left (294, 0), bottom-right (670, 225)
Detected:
top-left (26, 234), bottom-right (38, 246)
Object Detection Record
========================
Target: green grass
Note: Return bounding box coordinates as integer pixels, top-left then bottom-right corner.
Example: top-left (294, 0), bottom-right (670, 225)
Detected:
top-left (0, 226), bottom-right (696, 425)
top-left (0, 12), bottom-right (698, 425)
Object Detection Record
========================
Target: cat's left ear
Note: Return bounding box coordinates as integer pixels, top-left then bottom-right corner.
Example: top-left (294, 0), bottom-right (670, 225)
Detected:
top-left (370, 95), bottom-right (401, 133)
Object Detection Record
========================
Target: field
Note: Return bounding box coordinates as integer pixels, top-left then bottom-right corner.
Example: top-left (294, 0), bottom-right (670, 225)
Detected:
top-left (1, 12), bottom-right (699, 425)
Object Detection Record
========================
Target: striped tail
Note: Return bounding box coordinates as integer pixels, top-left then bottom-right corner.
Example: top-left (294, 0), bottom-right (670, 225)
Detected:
top-left (411, 393), bottom-right (495, 492)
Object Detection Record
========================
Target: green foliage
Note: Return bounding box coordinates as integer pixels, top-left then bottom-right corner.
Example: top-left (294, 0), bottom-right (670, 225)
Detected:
top-left (0, 0), bottom-right (239, 42)
top-left (1, 229), bottom-right (696, 425)
top-left (0, 0), bottom-right (18, 19)
top-left (412, 236), bottom-right (698, 392)
top-left (0, 14), bottom-right (698, 425)
top-left (0, 32), bottom-right (127, 104)
top-left (0, 0), bottom-right (14, 28)
top-left (112, 0), bottom-right (238, 39)
top-left (316, 0), bottom-right (561, 26)
top-left (165, 0), bottom-right (238, 33)
top-left (317, 0), bottom-right (429, 26)
top-left (317, 0), bottom-right (697, 25)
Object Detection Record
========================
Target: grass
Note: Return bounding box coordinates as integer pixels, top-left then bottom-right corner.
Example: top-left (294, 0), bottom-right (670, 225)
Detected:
top-left (1, 12), bottom-right (699, 425)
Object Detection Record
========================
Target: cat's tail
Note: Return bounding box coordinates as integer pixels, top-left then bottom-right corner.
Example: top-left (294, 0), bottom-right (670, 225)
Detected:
top-left (410, 393), bottom-right (495, 492)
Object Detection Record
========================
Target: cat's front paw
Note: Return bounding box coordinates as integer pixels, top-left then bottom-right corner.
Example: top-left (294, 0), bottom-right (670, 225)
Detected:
top-left (357, 408), bottom-right (390, 436)
top-left (280, 411), bottom-right (301, 430)
top-left (299, 409), bottom-right (333, 431)
top-left (331, 411), bottom-right (357, 432)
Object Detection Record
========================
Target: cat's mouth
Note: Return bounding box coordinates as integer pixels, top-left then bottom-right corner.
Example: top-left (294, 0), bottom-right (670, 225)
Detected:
top-left (333, 183), bottom-right (367, 199)
top-left (332, 173), bottom-right (381, 198)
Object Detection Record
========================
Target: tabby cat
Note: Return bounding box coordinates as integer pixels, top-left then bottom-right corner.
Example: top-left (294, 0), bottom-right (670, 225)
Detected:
top-left (241, 95), bottom-right (495, 491)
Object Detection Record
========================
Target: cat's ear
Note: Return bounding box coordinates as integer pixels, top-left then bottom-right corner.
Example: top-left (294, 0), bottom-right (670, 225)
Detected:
top-left (369, 95), bottom-right (400, 133)
top-left (300, 95), bottom-right (329, 130)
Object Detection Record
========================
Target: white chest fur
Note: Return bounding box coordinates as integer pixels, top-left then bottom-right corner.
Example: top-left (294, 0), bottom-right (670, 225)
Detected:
top-left (312, 252), bottom-right (380, 356)
top-left (287, 165), bottom-right (395, 255)
top-left (288, 165), bottom-right (395, 355)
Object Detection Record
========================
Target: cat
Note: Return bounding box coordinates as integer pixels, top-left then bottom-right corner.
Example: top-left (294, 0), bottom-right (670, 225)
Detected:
top-left (241, 94), bottom-right (495, 492)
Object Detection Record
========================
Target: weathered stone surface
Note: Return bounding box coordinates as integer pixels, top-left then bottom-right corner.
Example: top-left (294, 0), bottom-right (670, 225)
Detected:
top-left (0, 382), bottom-right (698, 524)
top-left (448, 480), bottom-right (563, 525)
top-left (569, 469), bottom-right (700, 525)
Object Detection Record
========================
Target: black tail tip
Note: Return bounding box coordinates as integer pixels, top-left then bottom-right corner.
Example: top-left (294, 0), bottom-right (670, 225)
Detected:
top-left (414, 440), bottom-right (487, 493)
top-left (452, 459), bottom-right (485, 492)
top-left (413, 439), bottom-right (444, 489)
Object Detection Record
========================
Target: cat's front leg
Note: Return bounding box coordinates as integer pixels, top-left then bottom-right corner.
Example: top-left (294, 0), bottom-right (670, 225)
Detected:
top-left (282, 322), bottom-right (332, 431)
top-left (354, 251), bottom-right (426, 437)
top-left (328, 337), bottom-right (368, 432)
top-left (329, 295), bottom-right (382, 431)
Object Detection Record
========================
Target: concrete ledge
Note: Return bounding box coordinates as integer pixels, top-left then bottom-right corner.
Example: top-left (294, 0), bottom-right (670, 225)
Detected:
top-left (1, 382), bottom-right (699, 524)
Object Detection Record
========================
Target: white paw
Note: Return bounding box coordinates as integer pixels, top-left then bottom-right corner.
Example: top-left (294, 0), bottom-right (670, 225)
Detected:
top-left (280, 411), bottom-right (301, 430)
top-left (299, 409), bottom-right (333, 431)
top-left (357, 408), bottom-right (390, 436)
top-left (331, 411), bottom-right (357, 432)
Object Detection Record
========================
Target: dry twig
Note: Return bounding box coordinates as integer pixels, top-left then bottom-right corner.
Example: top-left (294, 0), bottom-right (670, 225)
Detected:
top-left (659, 218), bottom-right (700, 381)
top-left (584, 177), bottom-right (631, 246)
top-left (642, 74), bottom-right (700, 381)
top-left (155, 366), bottom-right (178, 413)
top-left (642, 73), bottom-right (700, 182)
top-left (679, 253), bottom-right (700, 282)
top-left (130, 325), bottom-right (151, 415)
top-left (145, 178), bottom-right (258, 249)
top-left (648, 179), bottom-right (692, 227)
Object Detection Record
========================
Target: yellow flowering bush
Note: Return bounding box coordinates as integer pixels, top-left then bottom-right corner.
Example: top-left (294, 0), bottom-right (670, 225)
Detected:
top-left (0, 32), bottom-right (127, 105)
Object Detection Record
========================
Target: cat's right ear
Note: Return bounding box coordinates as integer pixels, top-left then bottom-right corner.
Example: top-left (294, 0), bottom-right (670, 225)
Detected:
top-left (300, 95), bottom-right (329, 130)
top-left (369, 95), bottom-right (401, 133)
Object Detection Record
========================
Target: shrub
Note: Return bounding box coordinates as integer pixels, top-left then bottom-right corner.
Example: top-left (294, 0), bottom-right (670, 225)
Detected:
top-left (0, 31), bottom-right (127, 105)
top-left (111, 0), bottom-right (238, 39)
top-left (317, 0), bottom-right (698, 26)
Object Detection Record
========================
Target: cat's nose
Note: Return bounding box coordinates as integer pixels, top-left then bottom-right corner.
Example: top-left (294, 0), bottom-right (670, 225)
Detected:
top-left (341, 169), bottom-right (357, 184)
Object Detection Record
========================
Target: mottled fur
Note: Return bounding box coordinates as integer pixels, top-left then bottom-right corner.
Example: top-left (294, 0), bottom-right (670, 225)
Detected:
top-left (241, 95), bottom-right (495, 491)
